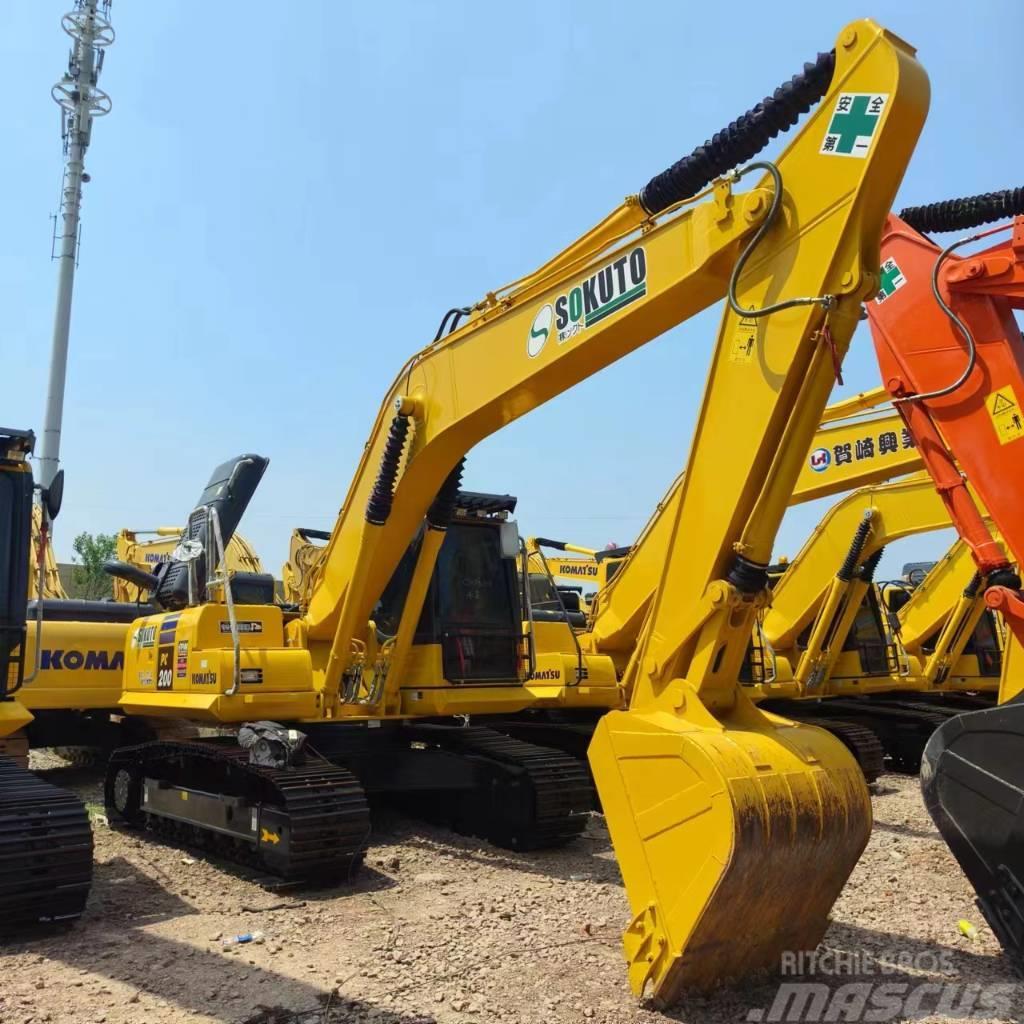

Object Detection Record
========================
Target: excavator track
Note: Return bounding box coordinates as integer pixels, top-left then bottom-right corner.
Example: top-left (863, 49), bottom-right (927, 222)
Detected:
top-left (104, 738), bottom-right (369, 881)
top-left (796, 717), bottom-right (886, 784)
top-left (809, 698), bottom-right (952, 774)
top-left (0, 758), bottom-right (93, 930)
top-left (404, 726), bottom-right (594, 851)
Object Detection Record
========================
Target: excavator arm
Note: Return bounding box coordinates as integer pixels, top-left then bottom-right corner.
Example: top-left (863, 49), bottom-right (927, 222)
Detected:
top-left (866, 193), bottom-right (1024, 967)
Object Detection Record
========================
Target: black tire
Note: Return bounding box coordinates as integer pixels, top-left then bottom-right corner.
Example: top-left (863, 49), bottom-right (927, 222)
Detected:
top-left (105, 759), bottom-right (144, 827)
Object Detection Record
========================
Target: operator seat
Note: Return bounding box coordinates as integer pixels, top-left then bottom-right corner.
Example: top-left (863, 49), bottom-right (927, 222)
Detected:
top-left (103, 454), bottom-right (273, 611)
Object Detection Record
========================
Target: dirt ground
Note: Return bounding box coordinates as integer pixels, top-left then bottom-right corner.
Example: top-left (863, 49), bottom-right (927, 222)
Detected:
top-left (2, 758), bottom-right (1020, 1024)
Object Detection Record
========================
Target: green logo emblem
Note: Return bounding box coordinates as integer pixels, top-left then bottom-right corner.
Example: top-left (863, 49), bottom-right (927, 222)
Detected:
top-left (875, 257), bottom-right (906, 304)
top-left (821, 94), bottom-right (887, 158)
top-left (527, 304), bottom-right (553, 358)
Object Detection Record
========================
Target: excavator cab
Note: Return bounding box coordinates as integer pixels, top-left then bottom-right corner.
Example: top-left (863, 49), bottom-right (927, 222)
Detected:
top-left (840, 586), bottom-right (897, 676)
top-left (0, 428), bottom-right (37, 745)
top-left (376, 493), bottom-right (524, 683)
top-left (104, 454), bottom-right (272, 610)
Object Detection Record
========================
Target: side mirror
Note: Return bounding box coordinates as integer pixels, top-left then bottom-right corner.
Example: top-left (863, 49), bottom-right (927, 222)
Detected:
top-left (42, 469), bottom-right (64, 521)
top-left (499, 520), bottom-right (520, 560)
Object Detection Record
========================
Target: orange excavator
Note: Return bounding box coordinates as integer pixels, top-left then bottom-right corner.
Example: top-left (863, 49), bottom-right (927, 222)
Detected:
top-left (865, 188), bottom-right (1024, 966)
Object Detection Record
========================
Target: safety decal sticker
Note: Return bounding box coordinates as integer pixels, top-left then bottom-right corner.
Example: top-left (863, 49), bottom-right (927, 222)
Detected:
top-left (730, 315), bottom-right (758, 363)
top-left (157, 646), bottom-right (173, 691)
top-left (132, 624), bottom-right (157, 649)
top-left (986, 385), bottom-right (1024, 445)
top-left (220, 621), bottom-right (263, 634)
top-left (875, 257), bottom-right (906, 303)
top-left (176, 640), bottom-right (189, 678)
top-left (820, 94), bottom-right (888, 158)
top-left (159, 614), bottom-right (180, 646)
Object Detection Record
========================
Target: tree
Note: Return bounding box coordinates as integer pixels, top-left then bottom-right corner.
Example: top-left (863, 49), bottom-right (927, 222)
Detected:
top-left (71, 532), bottom-right (117, 600)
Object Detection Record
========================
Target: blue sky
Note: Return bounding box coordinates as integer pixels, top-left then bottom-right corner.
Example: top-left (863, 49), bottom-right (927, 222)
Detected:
top-left (4, 2), bottom-right (1022, 583)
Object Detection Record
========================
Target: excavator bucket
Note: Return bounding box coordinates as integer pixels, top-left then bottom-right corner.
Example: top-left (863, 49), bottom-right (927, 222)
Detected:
top-left (920, 699), bottom-right (1024, 966)
top-left (590, 694), bottom-right (870, 1004)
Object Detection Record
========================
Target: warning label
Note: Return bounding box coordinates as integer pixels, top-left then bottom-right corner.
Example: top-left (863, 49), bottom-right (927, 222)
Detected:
top-left (730, 316), bottom-right (757, 363)
top-left (986, 385), bottom-right (1024, 445)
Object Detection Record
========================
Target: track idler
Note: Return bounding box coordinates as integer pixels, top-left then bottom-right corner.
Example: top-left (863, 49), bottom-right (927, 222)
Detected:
top-left (589, 690), bottom-right (870, 1004)
top-left (921, 696), bottom-right (1024, 967)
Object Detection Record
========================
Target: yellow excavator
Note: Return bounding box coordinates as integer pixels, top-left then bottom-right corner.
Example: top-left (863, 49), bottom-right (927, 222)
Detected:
top-left (518, 437), bottom-right (1004, 783)
top-left (7, 517), bottom-right (264, 766)
top-left (753, 473), bottom-right (1001, 771)
top-left (28, 505), bottom-right (67, 600)
top-left (281, 527), bottom-right (330, 605)
top-left (523, 537), bottom-right (629, 620)
top-left (0, 428), bottom-right (93, 928)
top-left (887, 537), bottom-right (1005, 692)
top-left (93, 23), bottom-right (926, 1002)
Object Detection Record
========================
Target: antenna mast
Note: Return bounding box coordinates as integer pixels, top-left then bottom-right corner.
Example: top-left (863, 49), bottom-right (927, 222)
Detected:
top-left (38, 0), bottom-right (114, 490)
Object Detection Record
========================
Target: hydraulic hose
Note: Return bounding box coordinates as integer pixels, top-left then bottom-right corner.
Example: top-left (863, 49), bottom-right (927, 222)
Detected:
top-left (366, 413), bottom-right (411, 525)
top-left (899, 188), bottom-right (1024, 235)
top-left (894, 188), bottom-right (1024, 404)
top-left (963, 571), bottom-right (983, 599)
top-left (426, 459), bottom-right (466, 530)
top-left (837, 513), bottom-right (873, 583)
top-left (639, 50), bottom-right (835, 215)
top-left (856, 547), bottom-right (885, 584)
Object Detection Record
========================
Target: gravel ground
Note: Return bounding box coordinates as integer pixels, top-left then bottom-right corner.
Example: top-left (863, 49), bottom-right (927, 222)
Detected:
top-left (2, 757), bottom-right (1020, 1024)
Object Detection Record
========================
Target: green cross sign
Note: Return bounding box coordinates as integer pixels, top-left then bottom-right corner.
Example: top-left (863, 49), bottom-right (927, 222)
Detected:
top-left (876, 259), bottom-right (905, 303)
top-left (825, 95), bottom-right (882, 155)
